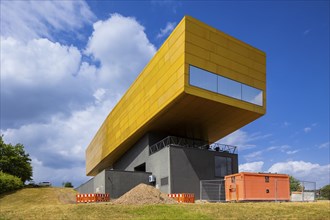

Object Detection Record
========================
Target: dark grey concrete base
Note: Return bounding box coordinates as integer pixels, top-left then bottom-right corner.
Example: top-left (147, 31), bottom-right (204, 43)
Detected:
top-left (76, 170), bottom-right (151, 199)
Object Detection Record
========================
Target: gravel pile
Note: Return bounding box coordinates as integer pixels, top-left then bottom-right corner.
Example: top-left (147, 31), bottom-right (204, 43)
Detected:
top-left (113, 184), bottom-right (177, 205)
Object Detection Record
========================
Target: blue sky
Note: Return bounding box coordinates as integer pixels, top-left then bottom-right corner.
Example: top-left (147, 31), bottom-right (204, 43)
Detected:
top-left (1, 1), bottom-right (329, 188)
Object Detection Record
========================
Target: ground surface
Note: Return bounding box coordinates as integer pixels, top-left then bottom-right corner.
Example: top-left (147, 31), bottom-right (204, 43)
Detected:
top-left (0, 187), bottom-right (329, 220)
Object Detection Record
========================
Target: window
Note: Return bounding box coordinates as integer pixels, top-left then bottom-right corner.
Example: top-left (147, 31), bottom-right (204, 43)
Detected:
top-left (218, 75), bottom-right (242, 99)
top-left (215, 156), bottom-right (233, 177)
top-left (242, 84), bottom-right (263, 106)
top-left (231, 176), bottom-right (235, 183)
top-left (190, 65), bottom-right (217, 93)
top-left (161, 177), bottom-right (169, 186)
top-left (265, 176), bottom-right (269, 183)
top-left (189, 65), bottom-right (263, 106)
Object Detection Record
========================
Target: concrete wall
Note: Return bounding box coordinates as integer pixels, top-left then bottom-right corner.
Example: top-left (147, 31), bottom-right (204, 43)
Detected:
top-left (170, 146), bottom-right (238, 199)
top-left (113, 133), bottom-right (167, 171)
top-left (147, 147), bottom-right (170, 193)
top-left (105, 170), bottom-right (151, 198)
top-left (76, 169), bottom-right (105, 194)
top-left (76, 169), bottom-right (151, 199)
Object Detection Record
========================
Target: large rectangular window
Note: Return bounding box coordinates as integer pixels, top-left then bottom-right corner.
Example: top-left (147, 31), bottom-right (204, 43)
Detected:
top-left (215, 156), bottom-right (233, 177)
top-left (189, 65), bottom-right (263, 106)
top-left (190, 66), bottom-right (217, 93)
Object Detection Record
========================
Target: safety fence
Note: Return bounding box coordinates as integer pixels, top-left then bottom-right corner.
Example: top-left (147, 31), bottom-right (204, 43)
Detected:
top-left (200, 180), bottom-right (226, 202)
top-left (168, 193), bottom-right (195, 203)
top-left (76, 193), bottom-right (110, 203)
top-left (291, 181), bottom-right (316, 202)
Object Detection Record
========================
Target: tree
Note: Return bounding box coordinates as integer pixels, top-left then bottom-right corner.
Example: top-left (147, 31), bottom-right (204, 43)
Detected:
top-left (290, 176), bottom-right (302, 192)
top-left (320, 185), bottom-right (330, 200)
top-left (63, 181), bottom-right (73, 188)
top-left (0, 136), bottom-right (33, 183)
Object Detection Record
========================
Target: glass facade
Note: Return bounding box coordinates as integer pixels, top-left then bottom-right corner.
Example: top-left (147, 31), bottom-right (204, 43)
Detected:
top-left (189, 65), bottom-right (263, 106)
top-left (215, 156), bottom-right (233, 177)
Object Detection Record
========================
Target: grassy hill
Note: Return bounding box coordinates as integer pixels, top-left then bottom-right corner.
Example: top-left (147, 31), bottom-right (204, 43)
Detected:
top-left (0, 187), bottom-right (329, 220)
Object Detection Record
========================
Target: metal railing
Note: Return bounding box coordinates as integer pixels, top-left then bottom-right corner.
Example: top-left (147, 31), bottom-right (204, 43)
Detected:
top-left (149, 136), bottom-right (237, 155)
top-left (200, 180), bottom-right (226, 202)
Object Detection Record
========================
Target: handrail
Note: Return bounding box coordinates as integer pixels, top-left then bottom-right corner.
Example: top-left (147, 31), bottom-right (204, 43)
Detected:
top-left (149, 136), bottom-right (237, 155)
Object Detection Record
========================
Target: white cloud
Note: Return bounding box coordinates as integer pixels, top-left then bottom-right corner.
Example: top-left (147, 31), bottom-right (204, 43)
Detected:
top-left (1, 37), bottom-right (82, 86)
top-left (2, 94), bottom-right (119, 185)
top-left (318, 142), bottom-right (329, 149)
top-left (31, 157), bottom-right (90, 187)
top-left (0, 0), bottom-right (95, 41)
top-left (85, 13), bottom-right (156, 92)
top-left (1, 13), bottom-right (158, 187)
top-left (244, 150), bottom-right (263, 162)
top-left (219, 130), bottom-right (271, 151)
top-left (268, 161), bottom-right (330, 188)
top-left (286, 150), bottom-right (299, 155)
top-left (156, 22), bottom-right (177, 39)
top-left (304, 127), bottom-right (311, 133)
top-left (1, 37), bottom-right (97, 128)
top-left (239, 161), bottom-right (264, 172)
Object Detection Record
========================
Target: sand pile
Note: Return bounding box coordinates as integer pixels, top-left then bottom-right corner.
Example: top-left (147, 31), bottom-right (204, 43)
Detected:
top-left (113, 184), bottom-right (177, 205)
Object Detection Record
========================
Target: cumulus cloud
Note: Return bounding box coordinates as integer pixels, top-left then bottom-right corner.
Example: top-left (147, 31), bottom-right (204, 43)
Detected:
top-left (219, 129), bottom-right (271, 150)
top-left (2, 94), bottom-right (118, 176)
top-left (85, 13), bottom-right (156, 92)
top-left (1, 11), bottom-right (157, 186)
top-left (1, 37), bottom-right (97, 128)
top-left (157, 22), bottom-right (177, 39)
top-left (268, 161), bottom-right (330, 188)
top-left (0, 0), bottom-right (95, 41)
top-left (239, 161), bottom-right (264, 172)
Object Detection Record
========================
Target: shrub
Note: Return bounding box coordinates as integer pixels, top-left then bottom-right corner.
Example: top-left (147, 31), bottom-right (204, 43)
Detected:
top-left (320, 185), bottom-right (330, 200)
top-left (0, 171), bottom-right (23, 194)
top-left (63, 182), bottom-right (73, 188)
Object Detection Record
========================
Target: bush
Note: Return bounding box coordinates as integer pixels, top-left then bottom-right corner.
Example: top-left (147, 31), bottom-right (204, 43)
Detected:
top-left (63, 182), bottom-right (73, 188)
top-left (320, 185), bottom-right (330, 200)
top-left (0, 171), bottom-right (23, 194)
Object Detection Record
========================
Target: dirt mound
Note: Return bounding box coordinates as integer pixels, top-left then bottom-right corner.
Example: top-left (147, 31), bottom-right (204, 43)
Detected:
top-left (113, 184), bottom-right (177, 205)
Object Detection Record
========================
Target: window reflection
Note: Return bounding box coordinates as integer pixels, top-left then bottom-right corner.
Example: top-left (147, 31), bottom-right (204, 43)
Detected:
top-left (190, 66), bottom-right (217, 93)
top-left (218, 76), bottom-right (241, 100)
top-left (215, 156), bottom-right (233, 177)
top-left (189, 65), bottom-right (263, 106)
top-left (242, 85), bottom-right (263, 106)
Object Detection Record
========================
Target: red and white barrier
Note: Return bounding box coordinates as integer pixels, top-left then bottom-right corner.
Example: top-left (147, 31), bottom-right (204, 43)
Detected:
top-left (76, 193), bottom-right (110, 203)
top-left (168, 193), bottom-right (195, 203)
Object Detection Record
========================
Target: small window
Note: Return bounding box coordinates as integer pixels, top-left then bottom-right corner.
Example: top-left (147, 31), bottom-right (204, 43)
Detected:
top-left (160, 177), bottom-right (168, 186)
top-left (231, 176), bottom-right (235, 183)
top-left (265, 176), bottom-right (269, 183)
top-left (215, 156), bottom-right (233, 177)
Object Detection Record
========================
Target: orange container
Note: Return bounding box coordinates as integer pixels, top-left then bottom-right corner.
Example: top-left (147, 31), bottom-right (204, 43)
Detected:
top-left (76, 193), bottom-right (110, 203)
top-left (168, 193), bottom-right (195, 203)
top-left (225, 172), bottom-right (290, 202)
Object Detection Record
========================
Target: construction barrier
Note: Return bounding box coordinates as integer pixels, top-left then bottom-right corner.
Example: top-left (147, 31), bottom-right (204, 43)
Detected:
top-left (168, 193), bottom-right (195, 203)
top-left (76, 193), bottom-right (110, 203)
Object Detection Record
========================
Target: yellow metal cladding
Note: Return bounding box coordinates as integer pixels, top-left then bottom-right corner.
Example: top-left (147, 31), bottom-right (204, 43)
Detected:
top-left (86, 16), bottom-right (266, 176)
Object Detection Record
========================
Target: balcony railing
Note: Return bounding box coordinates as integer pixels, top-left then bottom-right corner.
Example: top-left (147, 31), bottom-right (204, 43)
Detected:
top-left (149, 136), bottom-right (237, 155)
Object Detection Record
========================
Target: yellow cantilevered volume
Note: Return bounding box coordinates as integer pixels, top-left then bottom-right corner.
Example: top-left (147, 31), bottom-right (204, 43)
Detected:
top-left (86, 16), bottom-right (266, 176)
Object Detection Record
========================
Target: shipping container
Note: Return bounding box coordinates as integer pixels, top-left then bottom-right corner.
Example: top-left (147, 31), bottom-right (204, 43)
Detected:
top-left (225, 172), bottom-right (290, 202)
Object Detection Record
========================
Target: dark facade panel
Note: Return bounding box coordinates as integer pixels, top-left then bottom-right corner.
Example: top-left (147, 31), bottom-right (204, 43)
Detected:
top-left (170, 146), bottom-right (238, 199)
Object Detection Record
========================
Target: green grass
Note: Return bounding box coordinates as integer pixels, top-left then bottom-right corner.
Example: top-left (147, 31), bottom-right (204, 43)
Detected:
top-left (0, 188), bottom-right (329, 220)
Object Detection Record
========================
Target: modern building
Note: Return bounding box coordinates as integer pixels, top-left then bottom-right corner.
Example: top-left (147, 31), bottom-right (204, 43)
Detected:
top-left (77, 16), bottom-right (266, 199)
